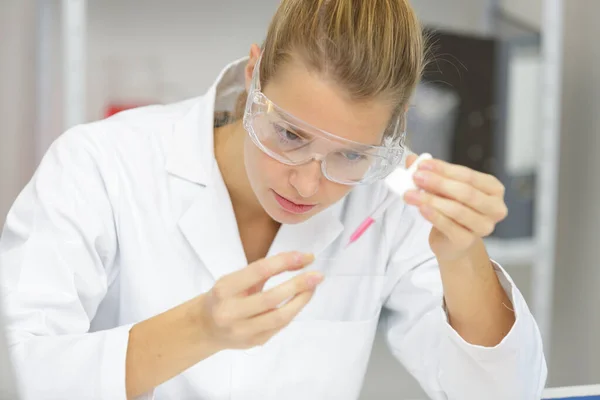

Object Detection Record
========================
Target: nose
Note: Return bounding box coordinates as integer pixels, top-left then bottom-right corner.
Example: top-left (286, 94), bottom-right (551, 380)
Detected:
top-left (289, 160), bottom-right (322, 198)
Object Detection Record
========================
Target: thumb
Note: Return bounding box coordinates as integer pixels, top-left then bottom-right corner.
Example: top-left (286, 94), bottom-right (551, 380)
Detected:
top-left (405, 153), bottom-right (418, 169)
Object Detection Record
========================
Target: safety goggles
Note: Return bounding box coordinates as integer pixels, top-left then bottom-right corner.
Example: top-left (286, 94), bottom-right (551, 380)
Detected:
top-left (242, 55), bottom-right (407, 185)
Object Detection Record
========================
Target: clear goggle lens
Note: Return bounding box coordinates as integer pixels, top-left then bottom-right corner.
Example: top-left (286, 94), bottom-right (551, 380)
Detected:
top-left (248, 113), bottom-right (390, 184)
top-left (242, 53), bottom-right (406, 185)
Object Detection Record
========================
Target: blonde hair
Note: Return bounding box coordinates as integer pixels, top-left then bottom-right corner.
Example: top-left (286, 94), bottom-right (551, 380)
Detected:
top-left (258, 0), bottom-right (426, 137)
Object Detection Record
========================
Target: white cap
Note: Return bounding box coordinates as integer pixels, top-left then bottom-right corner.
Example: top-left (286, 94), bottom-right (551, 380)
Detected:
top-left (385, 153), bottom-right (433, 197)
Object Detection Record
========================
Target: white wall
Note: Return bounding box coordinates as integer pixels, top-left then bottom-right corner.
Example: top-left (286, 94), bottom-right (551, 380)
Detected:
top-left (411, 0), bottom-right (488, 34)
top-left (548, 0), bottom-right (600, 387)
top-left (32, 0), bottom-right (283, 168)
top-left (0, 0), bottom-right (37, 227)
top-left (501, 0), bottom-right (543, 29)
top-left (86, 0), bottom-right (280, 121)
top-left (0, 5), bottom-right (34, 394)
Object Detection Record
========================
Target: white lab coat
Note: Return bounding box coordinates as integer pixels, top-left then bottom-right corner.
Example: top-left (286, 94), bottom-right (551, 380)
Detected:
top-left (0, 58), bottom-right (546, 400)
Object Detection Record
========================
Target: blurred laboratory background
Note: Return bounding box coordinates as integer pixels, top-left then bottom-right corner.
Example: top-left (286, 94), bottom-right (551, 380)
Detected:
top-left (1, 0), bottom-right (599, 398)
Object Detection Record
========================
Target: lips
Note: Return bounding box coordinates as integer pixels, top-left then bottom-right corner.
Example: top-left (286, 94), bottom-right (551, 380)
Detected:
top-left (272, 191), bottom-right (317, 215)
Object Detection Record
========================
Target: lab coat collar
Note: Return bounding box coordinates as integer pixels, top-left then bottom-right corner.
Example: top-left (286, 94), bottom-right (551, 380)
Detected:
top-left (164, 96), bottom-right (215, 185)
top-left (170, 57), bottom-right (345, 281)
top-left (165, 57), bottom-right (249, 186)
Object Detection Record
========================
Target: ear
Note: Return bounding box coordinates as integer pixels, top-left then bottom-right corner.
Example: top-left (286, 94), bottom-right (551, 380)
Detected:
top-left (245, 44), bottom-right (262, 92)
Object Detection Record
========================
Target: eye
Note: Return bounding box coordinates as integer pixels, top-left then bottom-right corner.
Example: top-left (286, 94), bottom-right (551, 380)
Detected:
top-left (274, 124), bottom-right (302, 142)
top-left (283, 129), bottom-right (301, 141)
top-left (342, 151), bottom-right (366, 162)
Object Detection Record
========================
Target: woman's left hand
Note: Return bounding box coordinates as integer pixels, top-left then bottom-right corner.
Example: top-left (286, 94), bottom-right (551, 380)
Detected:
top-left (403, 154), bottom-right (509, 262)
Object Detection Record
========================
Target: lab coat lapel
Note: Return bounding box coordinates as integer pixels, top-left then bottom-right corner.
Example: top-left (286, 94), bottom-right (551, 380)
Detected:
top-left (178, 182), bottom-right (248, 282)
top-left (262, 201), bottom-right (345, 290)
top-left (166, 88), bottom-right (248, 282)
top-left (178, 189), bottom-right (346, 284)
top-left (268, 201), bottom-right (345, 257)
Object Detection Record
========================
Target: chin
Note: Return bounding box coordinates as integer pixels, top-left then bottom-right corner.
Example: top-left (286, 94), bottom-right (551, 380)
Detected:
top-left (266, 205), bottom-right (315, 225)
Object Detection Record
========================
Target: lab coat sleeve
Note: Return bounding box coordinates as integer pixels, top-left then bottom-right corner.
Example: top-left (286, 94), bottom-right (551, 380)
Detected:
top-left (381, 206), bottom-right (547, 400)
top-left (0, 129), bottom-right (151, 400)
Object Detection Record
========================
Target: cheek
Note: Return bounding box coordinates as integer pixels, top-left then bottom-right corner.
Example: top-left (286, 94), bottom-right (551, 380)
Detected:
top-left (244, 137), bottom-right (286, 185)
top-left (321, 181), bottom-right (353, 206)
top-left (244, 137), bottom-right (353, 207)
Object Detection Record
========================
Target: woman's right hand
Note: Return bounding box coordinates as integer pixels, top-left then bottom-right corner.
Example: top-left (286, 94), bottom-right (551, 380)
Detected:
top-left (199, 252), bottom-right (322, 351)
top-left (126, 252), bottom-right (320, 397)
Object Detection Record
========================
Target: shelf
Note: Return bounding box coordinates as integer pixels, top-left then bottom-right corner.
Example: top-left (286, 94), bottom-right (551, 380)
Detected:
top-left (484, 237), bottom-right (536, 266)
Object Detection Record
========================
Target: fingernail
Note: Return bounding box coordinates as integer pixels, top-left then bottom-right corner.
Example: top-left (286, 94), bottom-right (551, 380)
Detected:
top-left (307, 273), bottom-right (324, 288)
top-left (296, 253), bottom-right (314, 265)
top-left (293, 253), bottom-right (306, 265)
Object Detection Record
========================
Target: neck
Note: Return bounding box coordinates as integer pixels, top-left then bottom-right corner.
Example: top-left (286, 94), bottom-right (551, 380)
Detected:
top-left (214, 120), bottom-right (271, 224)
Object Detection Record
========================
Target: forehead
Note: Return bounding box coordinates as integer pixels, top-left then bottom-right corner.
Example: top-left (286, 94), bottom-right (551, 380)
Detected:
top-left (261, 60), bottom-right (394, 146)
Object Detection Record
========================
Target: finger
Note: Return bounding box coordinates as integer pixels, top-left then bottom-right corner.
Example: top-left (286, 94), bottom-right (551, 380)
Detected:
top-left (244, 279), bottom-right (268, 297)
top-left (233, 271), bottom-right (324, 319)
top-left (412, 171), bottom-right (508, 220)
top-left (405, 153), bottom-right (418, 169)
top-left (246, 289), bottom-right (316, 334)
top-left (213, 252), bottom-right (314, 300)
top-left (419, 204), bottom-right (475, 248)
top-left (405, 190), bottom-right (496, 237)
top-left (418, 159), bottom-right (505, 197)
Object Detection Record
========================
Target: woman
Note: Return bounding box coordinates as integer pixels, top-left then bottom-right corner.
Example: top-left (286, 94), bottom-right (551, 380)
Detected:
top-left (0, 0), bottom-right (546, 399)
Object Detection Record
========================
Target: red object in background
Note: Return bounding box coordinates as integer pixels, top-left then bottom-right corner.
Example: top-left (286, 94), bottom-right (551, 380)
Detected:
top-left (104, 102), bottom-right (150, 118)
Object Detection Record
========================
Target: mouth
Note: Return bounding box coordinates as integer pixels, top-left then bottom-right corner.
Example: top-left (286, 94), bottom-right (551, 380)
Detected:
top-left (272, 190), bottom-right (317, 215)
